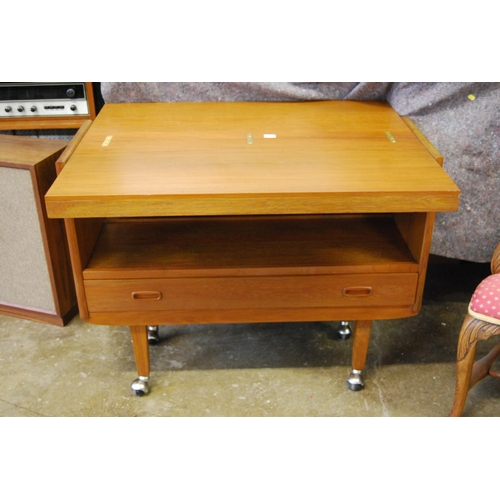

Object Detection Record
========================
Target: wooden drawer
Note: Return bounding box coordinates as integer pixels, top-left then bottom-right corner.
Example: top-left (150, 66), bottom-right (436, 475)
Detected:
top-left (85, 273), bottom-right (418, 313)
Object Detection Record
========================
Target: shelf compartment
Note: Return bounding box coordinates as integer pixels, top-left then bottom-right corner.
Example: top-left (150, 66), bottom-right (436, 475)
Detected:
top-left (83, 214), bottom-right (419, 280)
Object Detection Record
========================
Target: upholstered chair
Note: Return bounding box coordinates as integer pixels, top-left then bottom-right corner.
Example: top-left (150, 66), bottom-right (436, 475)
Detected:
top-left (450, 242), bottom-right (500, 416)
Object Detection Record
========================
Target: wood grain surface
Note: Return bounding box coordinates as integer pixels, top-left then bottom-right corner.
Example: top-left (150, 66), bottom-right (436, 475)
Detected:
top-left (45, 101), bottom-right (460, 218)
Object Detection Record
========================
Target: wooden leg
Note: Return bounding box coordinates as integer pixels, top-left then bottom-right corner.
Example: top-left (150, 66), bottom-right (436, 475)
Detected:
top-left (449, 317), bottom-right (478, 417)
top-left (449, 314), bottom-right (500, 416)
top-left (470, 342), bottom-right (500, 387)
top-left (131, 325), bottom-right (150, 376)
top-left (130, 325), bottom-right (151, 396)
top-left (352, 320), bottom-right (373, 371)
top-left (347, 320), bottom-right (372, 391)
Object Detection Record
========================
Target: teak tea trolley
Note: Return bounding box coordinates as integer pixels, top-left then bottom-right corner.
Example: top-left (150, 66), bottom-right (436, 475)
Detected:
top-left (45, 101), bottom-right (460, 396)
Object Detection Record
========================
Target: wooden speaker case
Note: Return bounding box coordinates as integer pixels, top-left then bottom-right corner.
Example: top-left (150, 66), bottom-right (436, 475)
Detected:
top-left (0, 134), bottom-right (77, 325)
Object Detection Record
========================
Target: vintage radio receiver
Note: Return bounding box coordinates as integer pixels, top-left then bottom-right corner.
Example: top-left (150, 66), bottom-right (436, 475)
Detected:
top-left (0, 82), bottom-right (96, 130)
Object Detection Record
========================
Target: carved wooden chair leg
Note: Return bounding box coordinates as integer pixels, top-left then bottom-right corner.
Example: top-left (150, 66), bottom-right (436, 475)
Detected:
top-left (470, 342), bottom-right (500, 386)
top-left (449, 314), bottom-right (500, 416)
top-left (449, 314), bottom-right (480, 416)
top-left (347, 320), bottom-right (372, 391)
top-left (130, 325), bottom-right (151, 396)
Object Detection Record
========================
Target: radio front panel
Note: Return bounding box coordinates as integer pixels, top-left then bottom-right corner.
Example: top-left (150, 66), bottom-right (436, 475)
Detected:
top-left (0, 82), bottom-right (96, 130)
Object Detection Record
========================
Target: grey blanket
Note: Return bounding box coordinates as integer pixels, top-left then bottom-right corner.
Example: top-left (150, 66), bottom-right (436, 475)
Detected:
top-left (101, 82), bottom-right (500, 262)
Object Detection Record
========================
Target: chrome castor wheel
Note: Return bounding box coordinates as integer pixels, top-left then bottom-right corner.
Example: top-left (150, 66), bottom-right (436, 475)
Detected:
top-left (147, 325), bottom-right (160, 345)
top-left (328, 321), bottom-right (353, 341)
top-left (131, 376), bottom-right (150, 396)
top-left (346, 369), bottom-right (364, 391)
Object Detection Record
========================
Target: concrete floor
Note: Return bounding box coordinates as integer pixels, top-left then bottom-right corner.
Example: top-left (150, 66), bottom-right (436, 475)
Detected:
top-left (1, 256), bottom-right (499, 417)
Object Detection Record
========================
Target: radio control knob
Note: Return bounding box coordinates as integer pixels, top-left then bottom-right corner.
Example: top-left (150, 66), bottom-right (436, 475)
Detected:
top-left (30, 106), bottom-right (37, 112)
top-left (4, 106), bottom-right (12, 113)
top-left (17, 106), bottom-right (24, 112)
top-left (70, 105), bottom-right (77, 111)
top-left (66, 88), bottom-right (76, 98)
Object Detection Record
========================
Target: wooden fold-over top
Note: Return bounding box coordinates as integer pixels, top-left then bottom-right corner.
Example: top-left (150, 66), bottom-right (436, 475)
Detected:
top-left (0, 134), bottom-right (68, 169)
top-left (45, 101), bottom-right (460, 218)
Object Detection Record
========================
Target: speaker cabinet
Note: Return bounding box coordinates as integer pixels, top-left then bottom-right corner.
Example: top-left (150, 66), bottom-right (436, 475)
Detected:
top-left (0, 134), bottom-right (77, 325)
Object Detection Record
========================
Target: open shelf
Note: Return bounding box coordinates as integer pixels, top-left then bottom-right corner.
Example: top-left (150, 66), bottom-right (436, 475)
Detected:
top-left (84, 214), bottom-right (419, 280)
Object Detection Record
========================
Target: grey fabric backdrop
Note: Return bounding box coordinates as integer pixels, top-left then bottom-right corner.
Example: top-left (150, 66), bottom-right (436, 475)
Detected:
top-left (101, 82), bottom-right (500, 262)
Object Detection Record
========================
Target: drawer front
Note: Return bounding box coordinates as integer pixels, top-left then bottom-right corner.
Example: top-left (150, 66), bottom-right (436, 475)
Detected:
top-left (85, 273), bottom-right (418, 313)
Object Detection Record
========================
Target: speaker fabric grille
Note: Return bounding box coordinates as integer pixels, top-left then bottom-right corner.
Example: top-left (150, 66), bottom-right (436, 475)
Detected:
top-left (0, 166), bottom-right (56, 312)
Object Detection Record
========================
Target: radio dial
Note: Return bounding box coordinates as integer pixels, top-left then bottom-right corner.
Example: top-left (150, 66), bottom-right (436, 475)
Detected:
top-left (4, 106), bottom-right (11, 113)
top-left (70, 105), bottom-right (77, 111)
top-left (66, 88), bottom-right (76, 98)
top-left (17, 106), bottom-right (24, 112)
top-left (30, 106), bottom-right (37, 112)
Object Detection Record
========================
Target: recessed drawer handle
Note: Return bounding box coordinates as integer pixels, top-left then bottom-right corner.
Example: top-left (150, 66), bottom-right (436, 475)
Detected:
top-left (342, 286), bottom-right (372, 297)
top-left (131, 291), bottom-right (162, 301)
